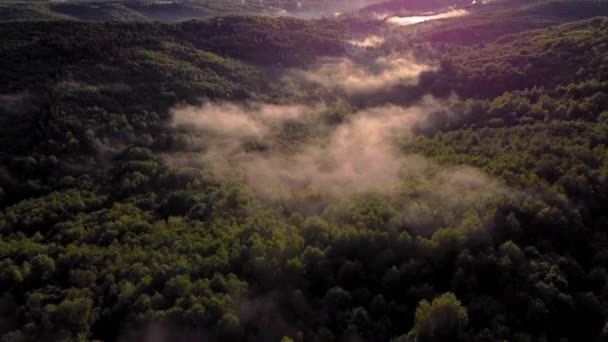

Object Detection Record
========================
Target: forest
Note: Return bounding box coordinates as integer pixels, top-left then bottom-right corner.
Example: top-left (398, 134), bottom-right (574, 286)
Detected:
top-left (0, 0), bottom-right (608, 341)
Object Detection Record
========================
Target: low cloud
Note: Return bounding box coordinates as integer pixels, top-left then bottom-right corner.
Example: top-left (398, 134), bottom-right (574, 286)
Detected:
top-left (171, 102), bottom-right (321, 138)
top-left (235, 103), bottom-right (430, 197)
top-left (397, 164), bottom-right (510, 235)
top-left (347, 34), bottom-right (385, 49)
top-left (169, 96), bottom-right (509, 219)
top-left (290, 53), bottom-right (435, 95)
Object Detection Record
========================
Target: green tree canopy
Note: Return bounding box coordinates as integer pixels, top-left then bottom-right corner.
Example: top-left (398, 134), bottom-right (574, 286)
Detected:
top-left (409, 292), bottom-right (468, 342)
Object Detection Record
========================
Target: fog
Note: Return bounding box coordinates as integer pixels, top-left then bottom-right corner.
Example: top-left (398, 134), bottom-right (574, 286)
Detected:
top-left (172, 102), bottom-right (322, 138)
top-left (290, 53), bottom-right (435, 95)
top-left (347, 34), bottom-right (386, 49)
top-left (169, 94), bottom-right (510, 222)
top-left (168, 33), bottom-right (509, 227)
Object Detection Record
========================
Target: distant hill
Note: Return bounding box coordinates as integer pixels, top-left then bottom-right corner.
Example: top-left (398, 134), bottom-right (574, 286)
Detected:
top-left (0, 0), bottom-right (388, 22)
top-left (0, 2), bottom-right (72, 21)
top-left (50, 2), bottom-right (150, 21)
top-left (2, 2), bottom-right (608, 342)
top-left (378, 0), bottom-right (608, 46)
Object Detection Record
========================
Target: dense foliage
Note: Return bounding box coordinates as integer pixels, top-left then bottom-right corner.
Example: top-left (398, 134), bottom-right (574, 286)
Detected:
top-left (0, 0), bottom-right (384, 22)
top-left (1, 1), bottom-right (608, 342)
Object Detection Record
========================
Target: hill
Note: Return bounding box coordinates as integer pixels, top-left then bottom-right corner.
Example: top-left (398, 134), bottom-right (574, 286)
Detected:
top-left (1, 2), bottom-right (608, 342)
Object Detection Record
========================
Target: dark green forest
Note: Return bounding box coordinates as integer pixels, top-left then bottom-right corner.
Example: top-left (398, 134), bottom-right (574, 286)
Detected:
top-left (1, 0), bottom-right (608, 341)
top-left (0, 0), bottom-right (388, 22)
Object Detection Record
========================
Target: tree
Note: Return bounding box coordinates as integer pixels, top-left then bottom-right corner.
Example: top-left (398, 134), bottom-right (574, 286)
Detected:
top-left (29, 255), bottom-right (55, 282)
top-left (409, 292), bottom-right (468, 342)
top-left (45, 297), bottom-right (94, 340)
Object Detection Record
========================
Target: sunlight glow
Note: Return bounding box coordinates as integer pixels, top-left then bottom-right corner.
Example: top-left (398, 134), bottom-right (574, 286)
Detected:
top-left (387, 9), bottom-right (470, 26)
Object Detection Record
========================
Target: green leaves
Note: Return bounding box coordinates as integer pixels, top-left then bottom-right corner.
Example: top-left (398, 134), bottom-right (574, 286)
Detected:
top-left (410, 293), bottom-right (468, 342)
top-left (0, 5), bottom-right (608, 342)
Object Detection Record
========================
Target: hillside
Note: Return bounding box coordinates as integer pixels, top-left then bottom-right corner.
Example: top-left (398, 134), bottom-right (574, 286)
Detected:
top-left (1, 1), bottom-right (608, 342)
top-left (0, 0), bottom-right (387, 22)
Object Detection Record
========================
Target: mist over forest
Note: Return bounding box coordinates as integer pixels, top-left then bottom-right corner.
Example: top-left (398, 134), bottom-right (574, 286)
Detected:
top-left (1, 0), bottom-right (608, 341)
